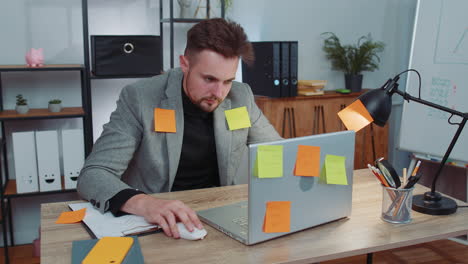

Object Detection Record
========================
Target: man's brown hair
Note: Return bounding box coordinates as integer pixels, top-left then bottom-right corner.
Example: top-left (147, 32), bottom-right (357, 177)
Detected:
top-left (185, 18), bottom-right (254, 65)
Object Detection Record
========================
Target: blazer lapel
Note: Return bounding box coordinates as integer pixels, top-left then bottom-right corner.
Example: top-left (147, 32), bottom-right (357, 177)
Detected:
top-left (161, 69), bottom-right (184, 189)
top-left (214, 98), bottom-right (232, 186)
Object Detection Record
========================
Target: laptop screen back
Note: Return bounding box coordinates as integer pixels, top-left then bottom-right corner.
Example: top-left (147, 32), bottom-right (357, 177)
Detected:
top-left (247, 131), bottom-right (355, 244)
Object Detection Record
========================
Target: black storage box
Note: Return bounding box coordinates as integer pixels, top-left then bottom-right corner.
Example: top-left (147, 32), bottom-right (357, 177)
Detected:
top-left (91, 35), bottom-right (162, 77)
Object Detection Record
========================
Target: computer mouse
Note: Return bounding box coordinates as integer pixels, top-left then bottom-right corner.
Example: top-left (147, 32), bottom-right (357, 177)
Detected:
top-left (176, 222), bottom-right (207, 240)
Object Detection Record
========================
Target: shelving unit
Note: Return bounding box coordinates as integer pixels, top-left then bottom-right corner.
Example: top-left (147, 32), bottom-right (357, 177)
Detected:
top-left (0, 1), bottom-right (93, 263)
top-left (159, 0), bottom-right (225, 68)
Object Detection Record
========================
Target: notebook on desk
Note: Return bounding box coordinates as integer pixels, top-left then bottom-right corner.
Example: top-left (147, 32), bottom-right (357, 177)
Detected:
top-left (198, 131), bottom-right (355, 245)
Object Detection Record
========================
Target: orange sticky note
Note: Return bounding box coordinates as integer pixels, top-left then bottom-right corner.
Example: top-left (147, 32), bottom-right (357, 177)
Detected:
top-left (154, 108), bottom-right (176, 133)
top-left (263, 201), bottom-right (291, 233)
top-left (337, 99), bottom-right (374, 132)
top-left (55, 208), bottom-right (86, 224)
top-left (294, 145), bottom-right (320, 177)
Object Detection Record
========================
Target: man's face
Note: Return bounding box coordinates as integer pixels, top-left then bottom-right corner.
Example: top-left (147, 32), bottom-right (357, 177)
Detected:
top-left (180, 50), bottom-right (239, 112)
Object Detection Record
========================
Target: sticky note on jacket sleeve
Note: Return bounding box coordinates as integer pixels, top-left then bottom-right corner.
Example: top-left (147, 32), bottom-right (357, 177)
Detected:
top-left (224, 106), bottom-right (251, 130)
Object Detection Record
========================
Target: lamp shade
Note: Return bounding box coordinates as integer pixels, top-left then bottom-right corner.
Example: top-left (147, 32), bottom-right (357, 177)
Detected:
top-left (357, 88), bottom-right (393, 127)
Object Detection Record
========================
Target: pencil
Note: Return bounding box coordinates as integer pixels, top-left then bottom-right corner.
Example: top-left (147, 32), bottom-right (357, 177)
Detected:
top-left (412, 160), bottom-right (422, 176)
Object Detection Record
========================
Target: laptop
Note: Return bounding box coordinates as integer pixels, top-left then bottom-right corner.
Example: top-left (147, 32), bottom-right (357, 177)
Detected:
top-left (198, 131), bottom-right (355, 245)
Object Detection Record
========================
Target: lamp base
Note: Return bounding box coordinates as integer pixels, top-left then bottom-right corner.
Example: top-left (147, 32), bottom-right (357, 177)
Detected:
top-left (412, 191), bottom-right (457, 215)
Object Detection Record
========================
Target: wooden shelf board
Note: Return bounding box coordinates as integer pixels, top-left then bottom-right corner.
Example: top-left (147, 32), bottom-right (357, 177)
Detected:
top-left (0, 107), bottom-right (85, 120)
top-left (0, 64), bottom-right (84, 71)
top-left (4, 178), bottom-right (76, 197)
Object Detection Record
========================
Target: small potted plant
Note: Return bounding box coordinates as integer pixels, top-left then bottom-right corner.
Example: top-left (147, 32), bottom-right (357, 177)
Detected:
top-left (15, 94), bottom-right (29, 114)
top-left (322, 32), bottom-right (385, 92)
top-left (48, 99), bottom-right (62, 113)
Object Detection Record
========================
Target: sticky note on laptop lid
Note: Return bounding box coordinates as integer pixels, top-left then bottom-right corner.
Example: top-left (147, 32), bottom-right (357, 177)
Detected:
top-left (294, 145), bottom-right (320, 177)
top-left (263, 201), bottom-right (291, 233)
top-left (320, 154), bottom-right (348, 185)
top-left (154, 108), bottom-right (176, 133)
top-left (224, 106), bottom-right (251, 130)
top-left (253, 145), bottom-right (283, 178)
top-left (337, 99), bottom-right (373, 132)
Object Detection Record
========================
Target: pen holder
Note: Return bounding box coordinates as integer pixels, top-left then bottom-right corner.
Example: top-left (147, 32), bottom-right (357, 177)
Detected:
top-left (381, 186), bottom-right (414, 224)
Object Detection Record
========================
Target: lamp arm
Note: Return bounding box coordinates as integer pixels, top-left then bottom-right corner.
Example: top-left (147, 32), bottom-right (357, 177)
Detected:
top-left (392, 89), bottom-right (467, 118)
top-left (391, 88), bottom-right (468, 193)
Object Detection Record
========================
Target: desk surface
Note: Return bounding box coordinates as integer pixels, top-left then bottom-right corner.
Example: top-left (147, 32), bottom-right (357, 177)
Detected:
top-left (41, 169), bottom-right (468, 264)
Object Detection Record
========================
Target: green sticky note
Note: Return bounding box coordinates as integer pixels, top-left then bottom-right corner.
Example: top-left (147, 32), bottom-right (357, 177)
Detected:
top-left (225, 106), bottom-right (251, 130)
top-left (254, 145), bottom-right (283, 178)
top-left (322, 154), bottom-right (348, 185)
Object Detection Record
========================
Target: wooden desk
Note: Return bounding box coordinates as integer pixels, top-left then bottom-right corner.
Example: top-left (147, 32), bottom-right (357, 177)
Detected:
top-left (41, 169), bottom-right (468, 264)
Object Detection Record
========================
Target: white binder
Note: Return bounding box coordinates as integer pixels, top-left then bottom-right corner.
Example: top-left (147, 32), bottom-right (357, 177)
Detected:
top-left (35, 130), bottom-right (62, 192)
top-left (12, 131), bottom-right (39, 193)
top-left (61, 129), bottom-right (84, 189)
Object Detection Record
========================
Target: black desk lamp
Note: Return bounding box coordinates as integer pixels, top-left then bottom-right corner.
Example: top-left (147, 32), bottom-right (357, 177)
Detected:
top-left (346, 69), bottom-right (467, 215)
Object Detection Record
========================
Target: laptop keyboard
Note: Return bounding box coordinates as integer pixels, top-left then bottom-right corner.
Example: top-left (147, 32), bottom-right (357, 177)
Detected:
top-left (232, 216), bottom-right (248, 231)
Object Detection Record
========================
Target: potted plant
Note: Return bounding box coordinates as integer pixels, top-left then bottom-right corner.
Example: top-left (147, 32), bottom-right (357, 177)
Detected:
top-left (48, 99), bottom-right (62, 113)
top-left (322, 32), bottom-right (385, 92)
top-left (15, 94), bottom-right (29, 114)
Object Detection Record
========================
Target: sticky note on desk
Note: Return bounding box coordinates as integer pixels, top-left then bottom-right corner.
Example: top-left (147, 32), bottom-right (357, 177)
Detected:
top-left (263, 201), bottom-right (291, 233)
top-left (294, 145), bottom-right (320, 177)
top-left (56, 208), bottom-right (86, 224)
top-left (154, 108), bottom-right (176, 133)
top-left (337, 99), bottom-right (373, 132)
top-left (82, 237), bottom-right (134, 264)
top-left (320, 154), bottom-right (348, 185)
top-left (254, 145), bottom-right (283, 178)
top-left (224, 106), bottom-right (251, 130)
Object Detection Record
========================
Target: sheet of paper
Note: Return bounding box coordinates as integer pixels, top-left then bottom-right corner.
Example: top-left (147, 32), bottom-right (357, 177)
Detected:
top-left (154, 108), bottom-right (176, 133)
top-left (254, 145), bottom-right (283, 178)
top-left (69, 203), bottom-right (159, 239)
top-left (337, 99), bottom-right (374, 132)
top-left (56, 208), bottom-right (86, 224)
top-left (294, 145), bottom-right (320, 177)
top-left (224, 106), bottom-right (251, 130)
top-left (263, 201), bottom-right (291, 233)
top-left (320, 154), bottom-right (348, 185)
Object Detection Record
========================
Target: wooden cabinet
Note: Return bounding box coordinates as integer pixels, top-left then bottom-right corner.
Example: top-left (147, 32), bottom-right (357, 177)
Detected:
top-left (255, 90), bottom-right (389, 169)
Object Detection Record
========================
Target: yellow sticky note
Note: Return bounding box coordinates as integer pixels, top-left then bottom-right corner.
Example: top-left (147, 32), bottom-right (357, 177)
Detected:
top-left (263, 201), bottom-right (291, 233)
top-left (294, 145), bottom-right (320, 177)
top-left (154, 108), bottom-right (176, 133)
top-left (337, 99), bottom-right (374, 132)
top-left (82, 237), bottom-right (134, 264)
top-left (320, 154), bottom-right (348, 185)
top-left (224, 106), bottom-right (251, 130)
top-left (55, 208), bottom-right (86, 224)
top-left (254, 145), bottom-right (283, 178)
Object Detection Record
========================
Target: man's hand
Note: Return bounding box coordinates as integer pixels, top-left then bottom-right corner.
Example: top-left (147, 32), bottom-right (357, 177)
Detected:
top-left (120, 194), bottom-right (203, 238)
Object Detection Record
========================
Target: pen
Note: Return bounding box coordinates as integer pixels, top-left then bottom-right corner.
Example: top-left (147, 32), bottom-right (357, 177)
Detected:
top-left (404, 160), bottom-right (422, 189)
top-left (368, 164), bottom-right (388, 187)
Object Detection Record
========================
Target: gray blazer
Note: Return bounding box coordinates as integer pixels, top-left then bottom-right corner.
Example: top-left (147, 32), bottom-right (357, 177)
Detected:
top-left (77, 68), bottom-right (281, 213)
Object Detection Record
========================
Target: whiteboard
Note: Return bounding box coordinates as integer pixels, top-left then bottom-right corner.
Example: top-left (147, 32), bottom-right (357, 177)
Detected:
top-left (399, 0), bottom-right (468, 162)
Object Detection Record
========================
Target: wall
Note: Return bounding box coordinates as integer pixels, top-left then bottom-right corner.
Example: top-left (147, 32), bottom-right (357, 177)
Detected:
top-left (0, 0), bottom-right (416, 245)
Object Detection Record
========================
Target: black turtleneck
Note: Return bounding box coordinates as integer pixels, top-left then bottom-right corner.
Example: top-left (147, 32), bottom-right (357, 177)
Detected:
top-left (171, 88), bottom-right (220, 191)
